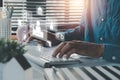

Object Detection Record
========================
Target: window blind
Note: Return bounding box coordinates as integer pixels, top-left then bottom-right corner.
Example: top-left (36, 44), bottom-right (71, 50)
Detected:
top-left (4, 0), bottom-right (27, 35)
top-left (4, 0), bottom-right (84, 35)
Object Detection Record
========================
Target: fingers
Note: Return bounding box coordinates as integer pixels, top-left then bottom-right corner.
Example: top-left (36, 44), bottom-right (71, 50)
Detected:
top-left (66, 49), bottom-right (76, 58)
top-left (58, 42), bottom-right (74, 58)
top-left (25, 36), bottom-right (33, 43)
top-left (52, 40), bottom-right (101, 59)
top-left (52, 42), bottom-right (66, 57)
top-left (52, 41), bottom-right (75, 58)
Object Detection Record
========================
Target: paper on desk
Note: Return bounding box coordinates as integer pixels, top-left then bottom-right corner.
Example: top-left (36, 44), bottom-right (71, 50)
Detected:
top-left (24, 44), bottom-right (54, 67)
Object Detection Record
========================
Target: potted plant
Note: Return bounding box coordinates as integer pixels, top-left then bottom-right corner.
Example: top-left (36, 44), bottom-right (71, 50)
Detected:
top-left (0, 39), bottom-right (29, 80)
top-left (0, 39), bottom-right (26, 63)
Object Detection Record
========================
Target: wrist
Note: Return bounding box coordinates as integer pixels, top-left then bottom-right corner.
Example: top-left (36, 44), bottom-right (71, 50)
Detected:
top-left (98, 44), bottom-right (104, 57)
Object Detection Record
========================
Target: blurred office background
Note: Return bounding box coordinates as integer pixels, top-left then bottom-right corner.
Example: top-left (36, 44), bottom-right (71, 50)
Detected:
top-left (3, 0), bottom-right (84, 38)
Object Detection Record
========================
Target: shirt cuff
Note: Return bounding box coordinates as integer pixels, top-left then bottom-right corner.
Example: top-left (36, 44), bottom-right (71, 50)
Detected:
top-left (103, 44), bottom-right (120, 63)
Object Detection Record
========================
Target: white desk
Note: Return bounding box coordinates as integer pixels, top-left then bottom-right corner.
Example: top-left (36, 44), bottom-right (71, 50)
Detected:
top-left (31, 59), bottom-right (120, 80)
top-left (24, 42), bottom-right (120, 80)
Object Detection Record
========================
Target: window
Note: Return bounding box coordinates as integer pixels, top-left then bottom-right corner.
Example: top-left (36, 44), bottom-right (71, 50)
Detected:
top-left (4, 0), bottom-right (84, 35)
top-left (46, 0), bottom-right (84, 24)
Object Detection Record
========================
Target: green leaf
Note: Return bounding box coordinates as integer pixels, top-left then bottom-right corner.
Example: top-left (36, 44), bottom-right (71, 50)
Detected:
top-left (0, 39), bottom-right (27, 63)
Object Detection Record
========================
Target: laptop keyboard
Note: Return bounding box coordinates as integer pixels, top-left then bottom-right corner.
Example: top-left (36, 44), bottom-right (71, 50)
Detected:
top-left (25, 45), bottom-right (82, 67)
top-left (39, 55), bottom-right (82, 65)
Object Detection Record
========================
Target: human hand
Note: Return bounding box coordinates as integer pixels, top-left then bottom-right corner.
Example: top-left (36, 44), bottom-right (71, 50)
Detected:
top-left (52, 40), bottom-right (104, 58)
top-left (25, 31), bottom-right (61, 47)
top-left (16, 25), bottom-right (30, 43)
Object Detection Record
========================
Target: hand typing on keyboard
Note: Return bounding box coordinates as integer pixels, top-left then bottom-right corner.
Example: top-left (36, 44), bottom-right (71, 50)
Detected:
top-left (40, 54), bottom-right (82, 66)
top-left (24, 44), bottom-right (82, 68)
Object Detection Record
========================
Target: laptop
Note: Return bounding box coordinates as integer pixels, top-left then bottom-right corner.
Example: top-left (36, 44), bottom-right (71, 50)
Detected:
top-left (24, 44), bottom-right (82, 68)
